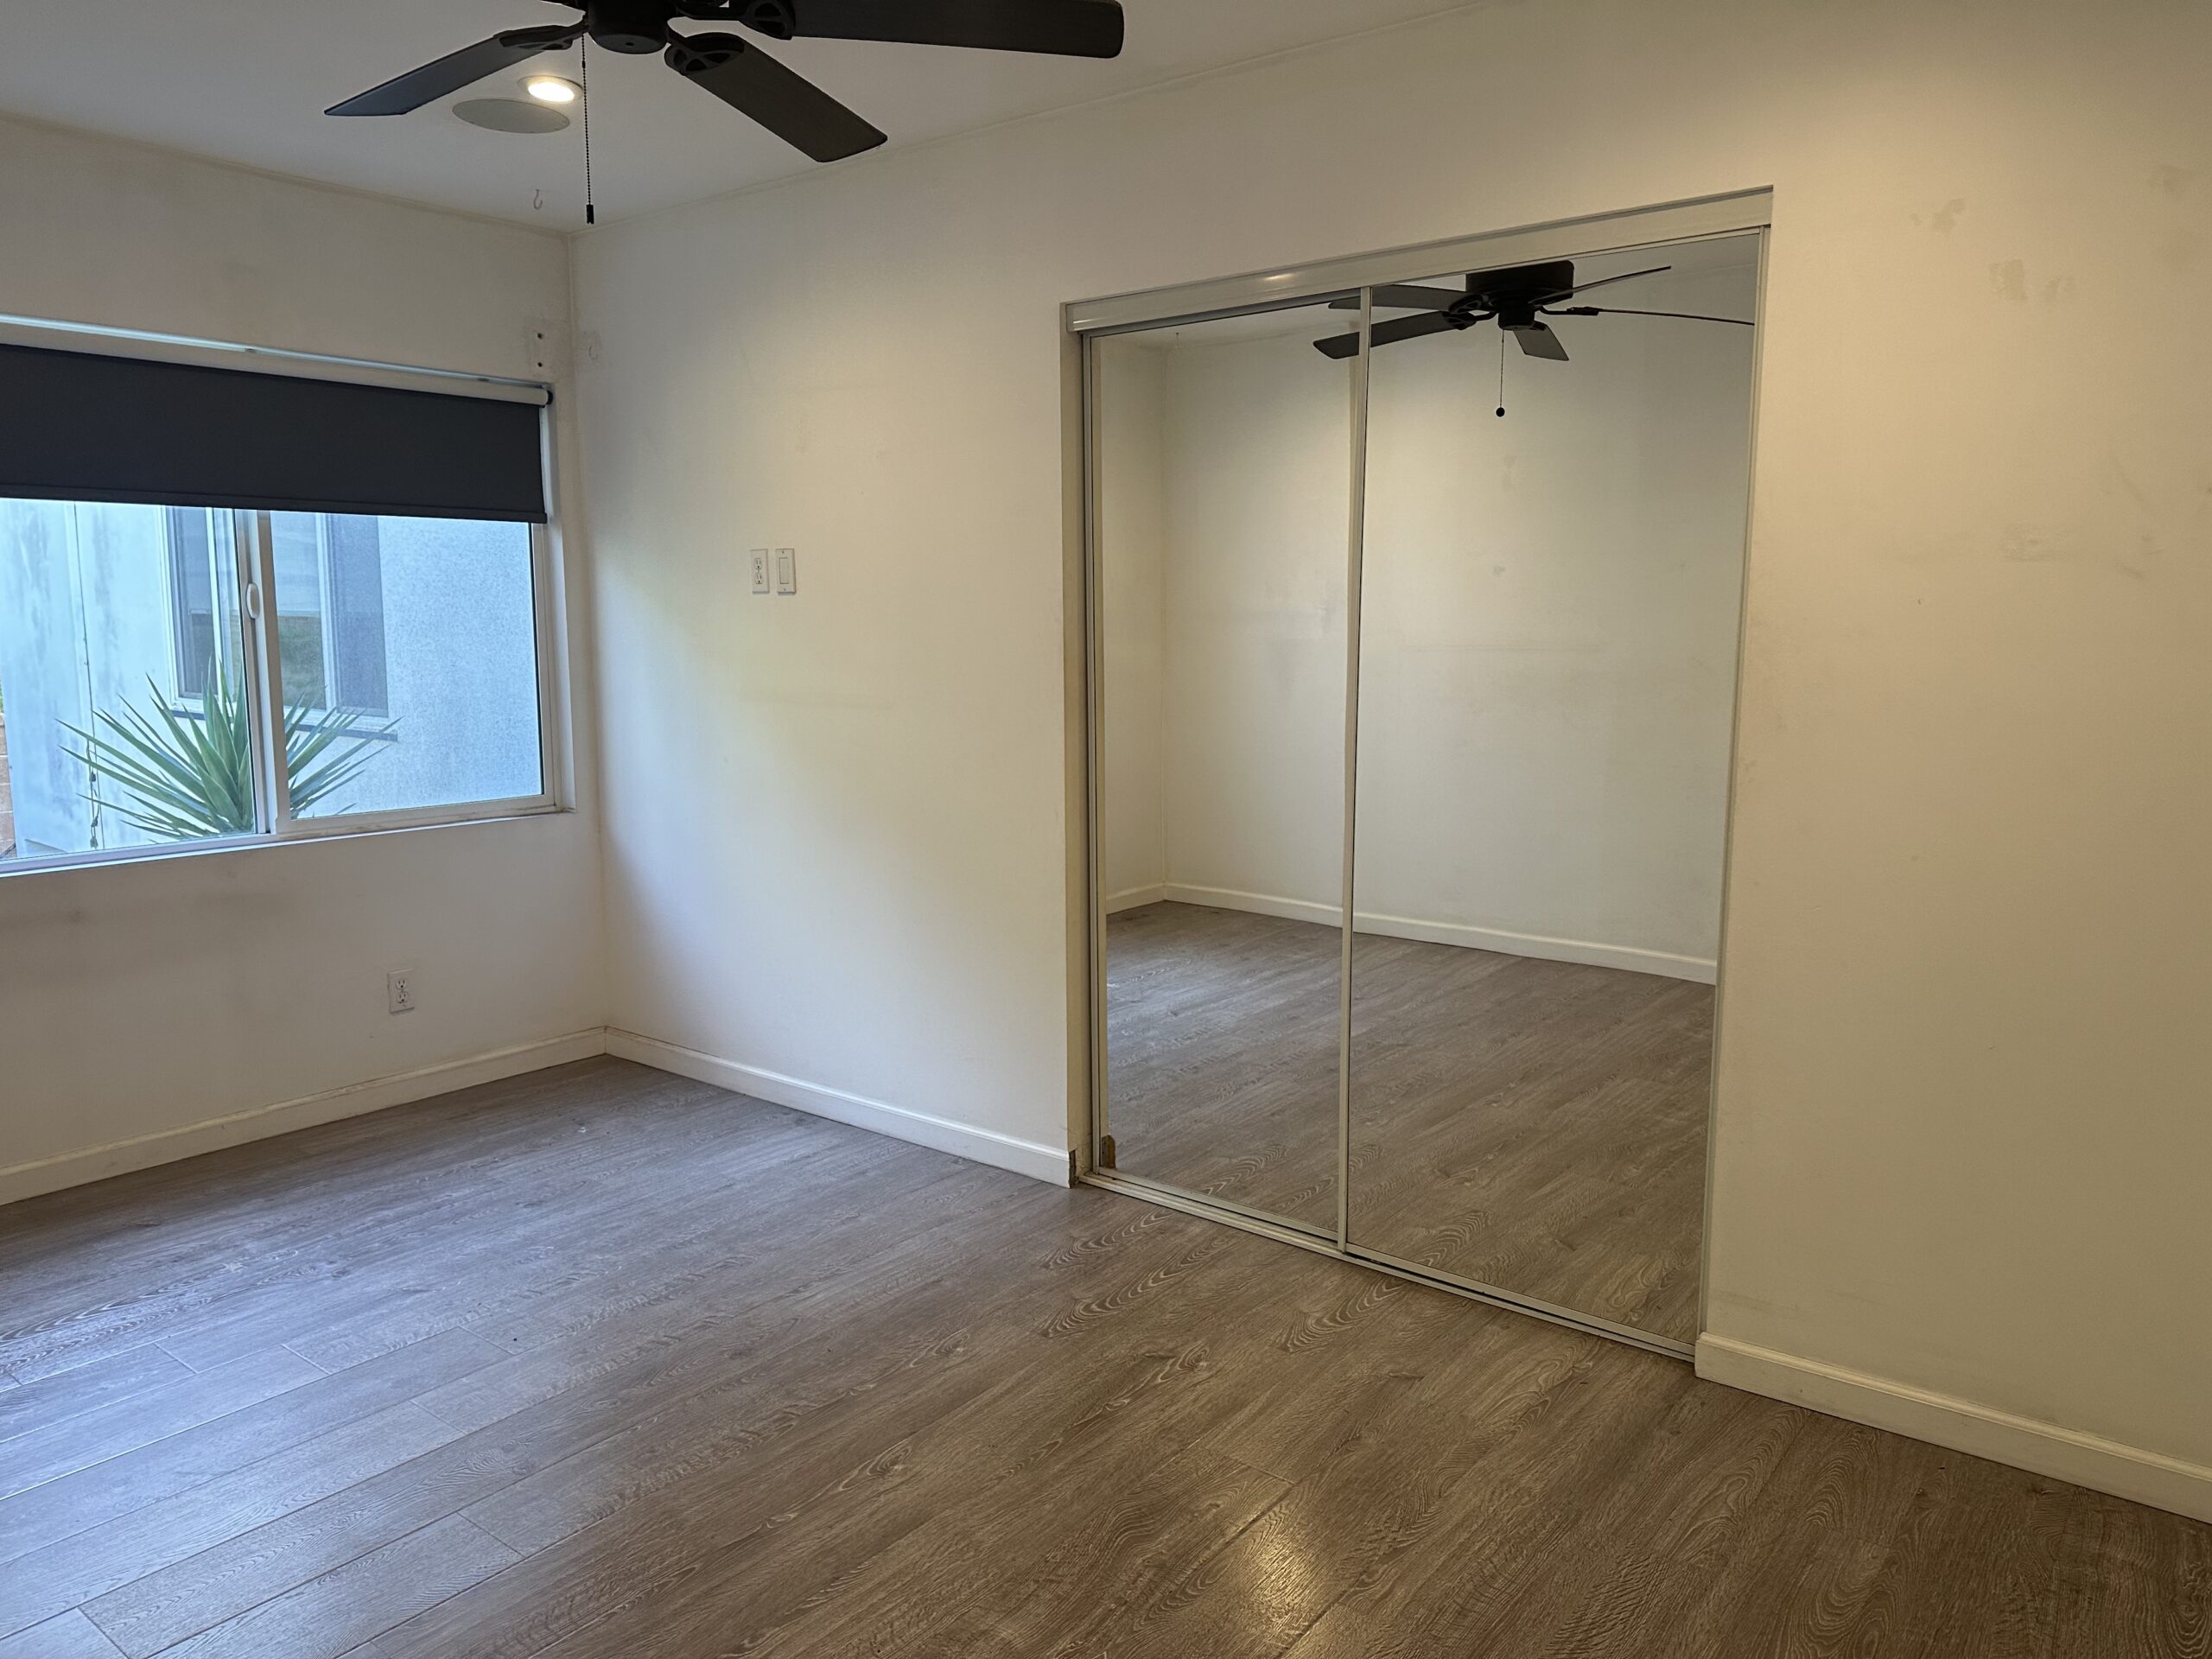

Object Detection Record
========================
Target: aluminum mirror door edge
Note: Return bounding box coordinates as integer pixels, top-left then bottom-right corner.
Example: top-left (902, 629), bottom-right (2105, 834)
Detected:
top-left (1334, 286), bottom-right (1370, 1250)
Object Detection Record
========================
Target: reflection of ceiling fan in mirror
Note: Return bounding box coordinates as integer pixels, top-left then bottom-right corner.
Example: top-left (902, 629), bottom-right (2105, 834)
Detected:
top-left (1313, 259), bottom-right (1752, 362)
top-left (327, 0), bottom-right (1125, 163)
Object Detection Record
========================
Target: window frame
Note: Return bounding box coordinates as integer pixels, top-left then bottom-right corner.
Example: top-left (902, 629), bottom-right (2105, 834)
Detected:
top-left (267, 509), bottom-right (341, 714)
top-left (162, 504), bottom-right (229, 705)
top-left (0, 505), bottom-right (564, 878)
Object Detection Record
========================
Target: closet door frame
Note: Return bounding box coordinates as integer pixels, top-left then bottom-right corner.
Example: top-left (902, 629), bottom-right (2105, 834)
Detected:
top-left (1071, 189), bottom-right (1772, 1362)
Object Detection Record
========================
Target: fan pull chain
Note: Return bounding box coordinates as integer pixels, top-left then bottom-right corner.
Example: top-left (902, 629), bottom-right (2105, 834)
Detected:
top-left (582, 37), bottom-right (596, 226)
top-left (1496, 329), bottom-right (1506, 418)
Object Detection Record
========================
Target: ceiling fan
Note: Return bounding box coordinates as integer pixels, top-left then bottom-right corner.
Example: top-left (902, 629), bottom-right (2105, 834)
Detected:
top-left (1313, 259), bottom-right (1751, 362)
top-left (327, 0), bottom-right (1126, 164)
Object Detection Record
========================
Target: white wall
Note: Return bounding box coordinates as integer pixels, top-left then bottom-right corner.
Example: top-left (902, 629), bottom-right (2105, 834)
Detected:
top-left (576, 0), bottom-right (2212, 1508)
top-left (0, 115), bottom-right (605, 1198)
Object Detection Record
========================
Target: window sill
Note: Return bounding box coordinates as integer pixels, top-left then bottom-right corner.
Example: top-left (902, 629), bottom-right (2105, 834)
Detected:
top-left (0, 799), bottom-right (571, 882)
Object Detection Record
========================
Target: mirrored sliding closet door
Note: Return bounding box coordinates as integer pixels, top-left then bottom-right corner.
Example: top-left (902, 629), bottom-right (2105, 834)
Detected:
top-left (1084, 207), bottom-right (1766, 1354)
top-left (1091, 297), bottom-right (1359, 1234)
top-left (1344, 233), bottom-right (1760, 1343)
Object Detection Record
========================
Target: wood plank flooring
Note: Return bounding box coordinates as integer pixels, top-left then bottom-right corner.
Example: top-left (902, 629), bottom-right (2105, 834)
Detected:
top-left (1, 1056), bottom-right (2203, 1656)
top-left (1106, 899), bottom-right (1710, 1340)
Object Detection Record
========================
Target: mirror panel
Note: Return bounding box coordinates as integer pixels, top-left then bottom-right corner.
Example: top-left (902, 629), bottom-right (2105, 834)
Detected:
top-left (1344, 235), bottom-right (1760, 1339)
top-left (1093, 298), bottom-right (1357, 1233)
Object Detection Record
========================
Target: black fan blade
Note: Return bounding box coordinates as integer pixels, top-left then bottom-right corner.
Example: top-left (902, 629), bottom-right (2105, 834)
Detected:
top-left (1513, 322), bottom-right (1569, 360)
top-left (1545, 305), bottom-right (1754, 326)
top-left (1327, 284), bottom-right (1467, 313)
top-left (666, 32), bottom-right (887, 162)
top-left (327, 24), bottom-right (582, 117)
top-left (753, 0), bottom-right (1123, 57)
top-left (1537, 264), bottom-right (1671, 302)
top-left (1312, 309), bottom-right (1475, 359)
top-left (1372, 310), bottom-right (1474, 347)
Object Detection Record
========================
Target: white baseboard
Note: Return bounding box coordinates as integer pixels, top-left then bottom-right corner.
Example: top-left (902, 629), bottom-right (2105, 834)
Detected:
top-left (1157, 883), bottom-right (1717, 983)
top-left (604, 1029), bottom-right (1073, 1187)
top-left (1697, 1333), bottom-right (2212, 1524)
top-left (1104, 883), bottom-right (1166, 914)
top-left (0, 1030), bottom-right (610, 1208)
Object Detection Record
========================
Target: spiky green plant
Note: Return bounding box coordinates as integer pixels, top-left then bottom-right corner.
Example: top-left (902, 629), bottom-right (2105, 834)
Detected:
top-left (64, 664), bottom-right (394, 842)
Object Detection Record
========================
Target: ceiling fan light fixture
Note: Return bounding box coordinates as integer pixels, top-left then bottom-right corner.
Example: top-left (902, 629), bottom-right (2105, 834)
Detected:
top-left (327, 0), bottom-right (1126, 174)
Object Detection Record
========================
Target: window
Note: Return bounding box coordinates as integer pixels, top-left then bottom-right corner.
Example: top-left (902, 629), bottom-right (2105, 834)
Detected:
top-left (0, 502), bottom-right (552, 868)
top-left (273, 512), bottom-right (543, 821)
top-left (1, 503), bottom-right (248, 861)
top-left (0, 339), bottom-right (555, 872)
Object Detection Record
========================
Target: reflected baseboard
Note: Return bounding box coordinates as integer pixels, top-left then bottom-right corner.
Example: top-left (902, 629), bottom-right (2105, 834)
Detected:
top-left (1152, 882), bottom-right (1717, 983)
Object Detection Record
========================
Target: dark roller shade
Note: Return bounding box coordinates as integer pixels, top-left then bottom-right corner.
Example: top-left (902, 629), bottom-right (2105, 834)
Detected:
top-left (0, 344), bottom-right (547, 523)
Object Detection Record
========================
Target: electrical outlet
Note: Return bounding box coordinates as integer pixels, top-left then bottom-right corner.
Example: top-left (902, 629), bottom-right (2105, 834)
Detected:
top-left (387, 969), bottom-right (417, 1015)
top-left (749, 549), bottom-right (772, 594)
top-left (774, 547), bottom-right (798, 595)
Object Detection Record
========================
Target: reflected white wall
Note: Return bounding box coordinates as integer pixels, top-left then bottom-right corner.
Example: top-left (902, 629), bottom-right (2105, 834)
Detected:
top-left (1357, 262), bottom-right (1755, 970)
top-left (1093, 346), bottom-right (1169, 905)
top-left (1096, 261), bottom-right (1754, 974)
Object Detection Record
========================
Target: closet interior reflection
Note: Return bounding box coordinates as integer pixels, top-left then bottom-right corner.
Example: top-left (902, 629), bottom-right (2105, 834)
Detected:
top-left (1088, 219), bottom-right (1760, 1352)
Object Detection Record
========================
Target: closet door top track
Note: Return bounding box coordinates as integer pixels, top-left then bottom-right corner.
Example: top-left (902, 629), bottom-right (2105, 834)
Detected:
top-left (1065, 190), bottom-right (1770, 336)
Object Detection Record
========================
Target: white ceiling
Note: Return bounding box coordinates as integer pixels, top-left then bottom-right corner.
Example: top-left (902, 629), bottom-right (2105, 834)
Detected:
top-left (0, 1), bottom-right (1481, 227)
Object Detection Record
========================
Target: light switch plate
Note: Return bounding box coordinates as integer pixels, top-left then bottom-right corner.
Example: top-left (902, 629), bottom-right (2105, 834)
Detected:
top-left (749, 549), bottom-right (772, 594)
top-left (774, 547), bottom-right (798, 595)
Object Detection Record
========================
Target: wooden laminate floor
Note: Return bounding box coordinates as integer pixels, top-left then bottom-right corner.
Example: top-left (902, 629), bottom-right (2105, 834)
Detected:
top-left (1106, 900), bottom-right (1710, 1341)
top-left (1, 1057), bottom-right (2204, 1656)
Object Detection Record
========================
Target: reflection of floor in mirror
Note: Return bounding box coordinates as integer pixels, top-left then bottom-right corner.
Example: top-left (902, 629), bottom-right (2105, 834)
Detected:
top-left (1105, 901), bottom-right (1344, 1234)
top-left (1104, 899), bottom-right (1711, 1344)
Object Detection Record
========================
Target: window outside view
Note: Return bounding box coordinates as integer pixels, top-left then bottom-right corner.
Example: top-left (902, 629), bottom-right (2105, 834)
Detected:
top-left (0, 501), bottom-right (543, 865)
